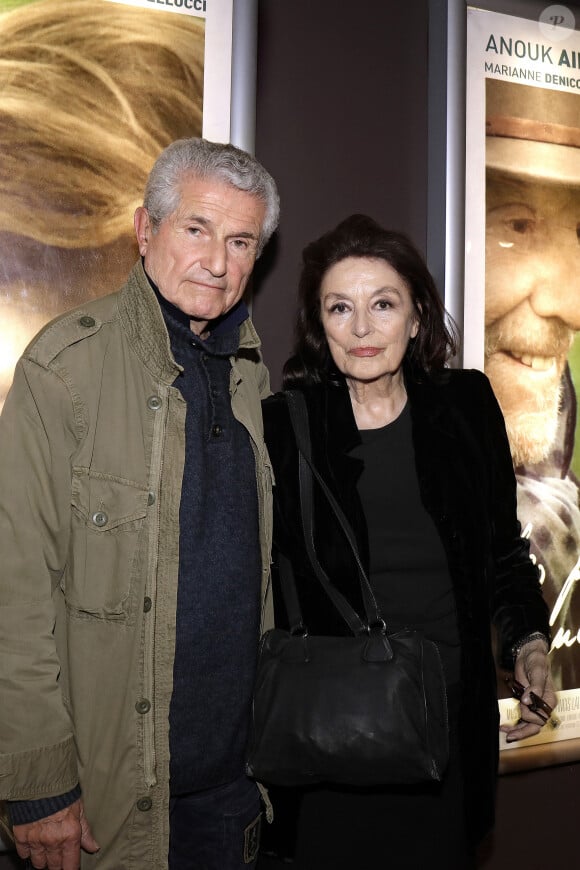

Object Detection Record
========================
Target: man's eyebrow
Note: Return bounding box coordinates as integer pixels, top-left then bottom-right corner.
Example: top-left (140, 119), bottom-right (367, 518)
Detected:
top-left (228, 230), bottom-right (260, 241)
top-left (183, 214), bottom-right (259, 241)
top-left (487, 200), bottom-right (535, 212)
top-left (184, 213), bottom-right (210, 226)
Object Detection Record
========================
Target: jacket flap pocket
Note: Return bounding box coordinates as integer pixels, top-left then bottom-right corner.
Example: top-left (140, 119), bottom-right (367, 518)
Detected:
top-left (72, 468), bottom-right (149, 530)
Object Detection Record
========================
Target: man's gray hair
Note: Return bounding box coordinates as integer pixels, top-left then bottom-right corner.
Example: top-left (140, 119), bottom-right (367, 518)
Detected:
top-left (143, 138), bottom-right (280, 254)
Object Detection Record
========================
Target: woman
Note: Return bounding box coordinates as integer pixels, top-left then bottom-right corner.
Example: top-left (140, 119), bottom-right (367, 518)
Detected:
top-left (259, 215), bottom-right (555, 868)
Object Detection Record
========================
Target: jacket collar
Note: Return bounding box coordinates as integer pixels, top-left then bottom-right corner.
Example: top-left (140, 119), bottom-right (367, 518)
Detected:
top-left (314, 364), bottom-right (458, 454)
top-left (322, 378), bottom-right (361, 455)
top-left (302, 368), bottom-right (462, 513)
top-left (117, 260), bottom-right (260, 384)
top-left (405, 366), bottom-right (459, 441)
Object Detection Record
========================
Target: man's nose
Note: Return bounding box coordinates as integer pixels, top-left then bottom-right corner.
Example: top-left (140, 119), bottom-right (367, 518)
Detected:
top-left (200, 239), bottom-right (227, 277)
top-left (529, 243), bottom-right (580, 330)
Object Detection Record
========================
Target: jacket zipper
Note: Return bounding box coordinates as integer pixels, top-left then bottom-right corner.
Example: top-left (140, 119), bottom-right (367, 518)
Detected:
top-left (142, 388), bottom-right (168, 787)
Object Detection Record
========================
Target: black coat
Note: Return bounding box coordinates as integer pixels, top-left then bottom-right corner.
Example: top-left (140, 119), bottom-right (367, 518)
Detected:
top-left (262, 366), bottom-right (550, 845)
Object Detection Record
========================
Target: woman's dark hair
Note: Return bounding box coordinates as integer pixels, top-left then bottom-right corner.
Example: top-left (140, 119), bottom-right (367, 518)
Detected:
top-left (283, 214), bottom-right (459, 388)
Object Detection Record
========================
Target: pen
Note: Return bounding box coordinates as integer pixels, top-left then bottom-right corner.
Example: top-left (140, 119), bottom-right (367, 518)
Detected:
top-left (506, 677), bottom-right (561, 728)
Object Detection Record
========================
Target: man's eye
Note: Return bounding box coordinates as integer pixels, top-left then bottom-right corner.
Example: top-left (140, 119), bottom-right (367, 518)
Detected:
top-left (188, 226), bottom-right (202, 235)
top-left (232, 239), bottom-right (249, 250)
top-left (508, 218), bottom-right (534, 235)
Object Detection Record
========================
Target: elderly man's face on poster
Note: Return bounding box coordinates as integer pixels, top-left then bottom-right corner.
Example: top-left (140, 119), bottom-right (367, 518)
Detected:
top-left (484, 78), bottom-right (580, 470)
top-left (485, 173), bottom-right (580, 466)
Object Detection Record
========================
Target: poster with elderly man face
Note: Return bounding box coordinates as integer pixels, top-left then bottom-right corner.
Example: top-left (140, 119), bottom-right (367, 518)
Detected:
top-left (0, 0), bottom-right (240, 412)
top-left (466, 5), bottom-right (580, 768)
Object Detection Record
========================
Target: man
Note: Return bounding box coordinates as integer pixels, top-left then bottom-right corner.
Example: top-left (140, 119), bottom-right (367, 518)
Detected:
top-left (0, 138), bottom-right (279, 869)
top-left (485, 78), bottom-right (580, 687)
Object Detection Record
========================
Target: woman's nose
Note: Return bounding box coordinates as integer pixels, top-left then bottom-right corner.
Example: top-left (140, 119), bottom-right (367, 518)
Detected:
top-left (351, 310), bottom-right (371, 337)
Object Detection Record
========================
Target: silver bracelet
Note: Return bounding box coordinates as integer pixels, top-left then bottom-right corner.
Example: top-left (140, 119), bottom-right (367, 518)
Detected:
top-left (511, 631), bottom-right (549, 664)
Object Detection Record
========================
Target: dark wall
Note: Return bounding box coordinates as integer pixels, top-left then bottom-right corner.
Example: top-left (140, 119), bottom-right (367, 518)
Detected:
top-left (253, 0), bottom-right (580, 865)
top-left (253, 0), bottom-right (430, 391)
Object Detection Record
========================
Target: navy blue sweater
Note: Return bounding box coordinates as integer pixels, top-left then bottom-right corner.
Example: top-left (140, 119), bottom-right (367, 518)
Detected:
top-left (157, 289), bottom-right (261, 795)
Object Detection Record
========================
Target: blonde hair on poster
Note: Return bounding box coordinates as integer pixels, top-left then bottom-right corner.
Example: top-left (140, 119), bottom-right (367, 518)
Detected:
top-left (0, 0), bottom-right (205, 248)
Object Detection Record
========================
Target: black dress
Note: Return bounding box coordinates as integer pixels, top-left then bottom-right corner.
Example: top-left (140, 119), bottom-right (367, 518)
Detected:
top-left (259, 404), bottom-right (473, 870)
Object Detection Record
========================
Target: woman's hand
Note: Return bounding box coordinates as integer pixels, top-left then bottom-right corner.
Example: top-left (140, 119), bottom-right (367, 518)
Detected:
top-left (500, 637), bottom-right (557, 743)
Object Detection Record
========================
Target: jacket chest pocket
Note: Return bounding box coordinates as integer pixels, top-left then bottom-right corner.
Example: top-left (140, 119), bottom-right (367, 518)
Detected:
top-left (67, 468), bottom-right (149, 619)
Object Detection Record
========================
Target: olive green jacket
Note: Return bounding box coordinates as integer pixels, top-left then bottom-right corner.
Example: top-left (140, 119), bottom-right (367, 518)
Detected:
top-left (0, 261), bottom-right (274, 868)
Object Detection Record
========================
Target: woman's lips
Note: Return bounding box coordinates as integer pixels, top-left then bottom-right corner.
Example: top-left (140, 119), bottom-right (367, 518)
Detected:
top-left (349, 347), bottom-right (382, 357)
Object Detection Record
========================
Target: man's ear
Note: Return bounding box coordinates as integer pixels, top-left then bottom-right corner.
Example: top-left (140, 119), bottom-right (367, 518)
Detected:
top-left (134, 207), bottom-right (151, 256)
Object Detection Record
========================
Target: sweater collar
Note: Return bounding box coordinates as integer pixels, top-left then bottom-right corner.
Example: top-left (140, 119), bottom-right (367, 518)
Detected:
top-left (144, 261), bottom-right (249, 342)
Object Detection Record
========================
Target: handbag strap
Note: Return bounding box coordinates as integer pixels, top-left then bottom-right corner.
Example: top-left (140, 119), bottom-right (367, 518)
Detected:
top-left (277, 552), bottom-right (306, 635)
top-left (285, 389), bottom-right (384, 635)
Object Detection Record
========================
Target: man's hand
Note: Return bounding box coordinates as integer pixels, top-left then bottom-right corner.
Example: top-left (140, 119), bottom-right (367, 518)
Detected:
top-left (13, 798), bottom-right (99, 870)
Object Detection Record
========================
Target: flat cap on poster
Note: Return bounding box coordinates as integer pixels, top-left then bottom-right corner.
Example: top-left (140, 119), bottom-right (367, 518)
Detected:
top-left (486, 78), bottom-right (580, 184)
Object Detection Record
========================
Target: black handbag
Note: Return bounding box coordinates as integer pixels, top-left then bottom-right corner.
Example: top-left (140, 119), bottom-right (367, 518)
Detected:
top-left (246, 390), bottom-right (449, 787)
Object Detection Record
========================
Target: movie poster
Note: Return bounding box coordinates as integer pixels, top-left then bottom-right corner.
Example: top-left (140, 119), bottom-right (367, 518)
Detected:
top-left (466, 5), bottom-right (580, 768)
top-left (0, 0), bottom-right (235, 412)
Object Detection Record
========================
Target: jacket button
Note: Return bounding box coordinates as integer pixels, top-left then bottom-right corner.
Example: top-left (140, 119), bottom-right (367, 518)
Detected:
top-left (79, 316), bottom-right (95, 328)
top-left (147, 492), bottom-right (156, 506)
top-left (143, 597), bottom-right (152, 613)
top-left (212, 424), bottom-right (223, 437)
top-left (147, 396), bottom-right (162, 411)
top-left (135, 699), bottom-right (151, 714)
top-left (92, 511), bottom-right (108, 527)
top-left (137, 798), bottom-right (152, 812)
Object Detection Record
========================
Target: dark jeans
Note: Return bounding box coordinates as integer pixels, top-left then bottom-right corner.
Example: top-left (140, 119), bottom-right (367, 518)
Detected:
top-left (169, 776), bottom-right (261, 870)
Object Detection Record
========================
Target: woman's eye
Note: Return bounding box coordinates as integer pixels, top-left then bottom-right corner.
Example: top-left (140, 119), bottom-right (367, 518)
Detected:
top-left (376, 299), bottom-right (391, 310)
top-left (330, 303), bottom-right (348, 314)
